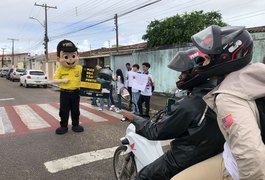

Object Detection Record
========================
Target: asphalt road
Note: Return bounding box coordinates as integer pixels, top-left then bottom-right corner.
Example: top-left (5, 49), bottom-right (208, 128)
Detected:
top-left (0, 78), bottom-right (128, 180)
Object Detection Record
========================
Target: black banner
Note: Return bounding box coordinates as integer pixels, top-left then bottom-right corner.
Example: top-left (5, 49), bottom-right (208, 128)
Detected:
top-left (79, 66), bottom-right (110, 99)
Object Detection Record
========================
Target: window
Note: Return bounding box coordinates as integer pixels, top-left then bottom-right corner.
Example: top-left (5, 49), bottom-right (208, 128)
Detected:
top-left (16, 69), bottom-right (25, 72)
top-left (29, 71), bottom-right (45, 75)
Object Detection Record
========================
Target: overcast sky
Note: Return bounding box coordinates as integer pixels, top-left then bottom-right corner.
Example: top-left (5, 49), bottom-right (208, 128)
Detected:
top-left (0, 0), bottom-right (264, 55)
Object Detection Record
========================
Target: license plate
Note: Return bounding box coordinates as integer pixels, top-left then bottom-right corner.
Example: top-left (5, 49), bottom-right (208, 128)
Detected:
top-left (35, 81), bottom-right (41, 83)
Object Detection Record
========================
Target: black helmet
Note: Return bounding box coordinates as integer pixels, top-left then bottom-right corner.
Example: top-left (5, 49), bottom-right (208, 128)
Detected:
top-left (191, 25), bottom-right (253, 77)
top-left (97, 68), bottom-right (113, 88)
top-left (168, 48), bottom-right (207, 90)
top-left (98, 68), bottom-right (113, 81)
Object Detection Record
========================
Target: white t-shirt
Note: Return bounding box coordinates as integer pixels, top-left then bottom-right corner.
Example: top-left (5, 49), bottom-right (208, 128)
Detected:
top-left (141, 72), bottom-right (153, 96)
top-left (117, 76), bottom-right (124, 95)
top-left (127, 70), bottom-right (134, 88)
top-left (223, 142), bottom-right (239, 180)
top-left (125, 69), bottom-right (131, 88)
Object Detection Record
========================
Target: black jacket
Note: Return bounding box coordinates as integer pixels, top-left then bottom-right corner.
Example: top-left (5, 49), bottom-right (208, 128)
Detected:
top-left (132, 82), bottom-right (225, 169)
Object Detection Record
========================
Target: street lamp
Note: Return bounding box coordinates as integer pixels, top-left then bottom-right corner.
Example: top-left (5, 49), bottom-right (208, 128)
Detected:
top-left (29, 16), bottom-right (48, 62)
top-left (29, 17), bottom-right (45, 28)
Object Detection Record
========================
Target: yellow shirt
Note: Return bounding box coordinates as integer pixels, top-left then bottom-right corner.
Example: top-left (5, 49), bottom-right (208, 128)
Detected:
top-left (54, 65), bottom-right (82, 90)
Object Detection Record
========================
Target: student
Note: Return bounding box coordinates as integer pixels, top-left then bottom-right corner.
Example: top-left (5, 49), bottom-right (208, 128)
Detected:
top-left (105, 65), bottom-right (115, 111)
top-left (137, 62), bottom-right (153, 116)
top-left (99, 66), bottom-right (115, 111)
top-left (52, 39), bottom-right (84, 134)
top-left (125, 62), bottom-right (133, 106)
top-left (114, 69), bottom-right (125, 113)
top-left (131, 64), bottom-right (141, 113)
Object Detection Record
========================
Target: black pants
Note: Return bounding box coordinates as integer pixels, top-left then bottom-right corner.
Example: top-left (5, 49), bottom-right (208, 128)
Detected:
top-left (59, 90), bottom-right (80, 127)
top-left (109, 85), bottom-right (115, 105)
top-left (135, 150), bottom-right (182, 180)
top-left (137, 95), bottom-right (151, 115)
top-left (128, 86), bottom-right (132, 105)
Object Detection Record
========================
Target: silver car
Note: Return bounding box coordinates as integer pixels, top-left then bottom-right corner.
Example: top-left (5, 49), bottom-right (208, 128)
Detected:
top-left (0, 68), bottom-right (9, 77)
top-left (10, 68), bottom-right (25, 81)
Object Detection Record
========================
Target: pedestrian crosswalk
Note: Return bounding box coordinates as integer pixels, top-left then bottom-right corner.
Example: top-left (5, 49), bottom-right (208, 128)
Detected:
top-left (0, 102), bottom-right (123, 137)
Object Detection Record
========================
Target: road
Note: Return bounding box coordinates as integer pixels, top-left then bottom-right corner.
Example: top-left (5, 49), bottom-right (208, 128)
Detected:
top-left (0, 78), bottom-right (128, 180)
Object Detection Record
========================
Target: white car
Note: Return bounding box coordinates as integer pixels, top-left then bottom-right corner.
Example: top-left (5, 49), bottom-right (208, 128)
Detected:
top-left (20, 70), bottom-right (48, 88)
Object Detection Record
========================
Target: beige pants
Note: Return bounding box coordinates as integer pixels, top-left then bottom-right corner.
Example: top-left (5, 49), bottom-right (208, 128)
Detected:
top-left (171, 154), bottom-right (232, 180)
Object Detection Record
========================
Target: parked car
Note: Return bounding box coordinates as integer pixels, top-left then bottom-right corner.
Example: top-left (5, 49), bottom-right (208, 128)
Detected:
top-left (6, 68), bottom-right (14, 80)
top-left (0, 68), bottom-right (9, 77)
top-left (10, 68), bottom-right (25, 81)
top-left (20, 70), bottom-right (48, 88)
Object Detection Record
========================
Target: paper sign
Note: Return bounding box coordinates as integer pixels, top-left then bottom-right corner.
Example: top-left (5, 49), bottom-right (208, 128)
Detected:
top-left (132, 73), bottom-right (148, 91)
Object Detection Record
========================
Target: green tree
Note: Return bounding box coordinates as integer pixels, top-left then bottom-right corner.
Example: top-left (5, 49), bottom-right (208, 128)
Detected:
top-left (142, 11), bottom-right (227, 47)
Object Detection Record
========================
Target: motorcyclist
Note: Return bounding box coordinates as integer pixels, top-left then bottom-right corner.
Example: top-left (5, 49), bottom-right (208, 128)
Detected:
top-left (122, 48), bottom-right (225, 180)
top-left (190, 25), bottom-right (265, 179)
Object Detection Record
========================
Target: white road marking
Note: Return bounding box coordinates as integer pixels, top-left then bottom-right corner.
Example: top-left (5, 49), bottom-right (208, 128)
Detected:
top-left (37, 104), bottom-right (72, 125)
top-left (0, 107), bottom-right (15, 134)
top-left (44, 140), bottom-right (172, 173)
top-left (44, 146), bottom-right (117, 173)
top-left (13, 105), bottom-right (50, 129)
top-left (80, 108), bottom-right (108, 122)
top-left (0, 98), bottom-right (15, 101)
top-left (80, 102), bottom-right (123, 119)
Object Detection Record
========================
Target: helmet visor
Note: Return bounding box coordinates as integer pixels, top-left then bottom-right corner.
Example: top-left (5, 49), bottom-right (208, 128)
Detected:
top-left (192, 26), bottom-right (215, 53)
top-left (168, 51), bottom-right (193, 72)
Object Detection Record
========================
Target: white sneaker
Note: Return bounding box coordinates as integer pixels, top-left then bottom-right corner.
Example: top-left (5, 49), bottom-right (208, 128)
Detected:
top-left (99, 108), bottom-right (103, 111)
top-left (111, 105), bottom-right (115, 108)
top-left (109, 107), bottom-right (113, 111)
top-left (115, 108), bottom-right (122, 113)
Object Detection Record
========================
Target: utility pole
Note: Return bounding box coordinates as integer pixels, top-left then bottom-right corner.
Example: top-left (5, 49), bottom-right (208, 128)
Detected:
top-left (114, 14), bottom-right (119, 52)
top-left (7, 38), bottom-right (19, 66)
top-left (1, 48), bottom-right (6, 68)
top-left (34, 3), bottom-right (57, 62)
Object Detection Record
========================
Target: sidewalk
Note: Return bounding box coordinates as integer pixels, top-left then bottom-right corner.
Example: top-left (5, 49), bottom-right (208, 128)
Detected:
top-left (84, 94), bottom-right (170, 115)
top-left (48, 84), bottom-right (170, 112)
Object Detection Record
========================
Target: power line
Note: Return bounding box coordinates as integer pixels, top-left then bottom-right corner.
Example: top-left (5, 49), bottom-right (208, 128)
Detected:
top-left (47, 0), bottom-right (135, 34)
top-left (49, 0), bottom-right (162, 41)
top-left (119, 0), bottom-right (162, 17)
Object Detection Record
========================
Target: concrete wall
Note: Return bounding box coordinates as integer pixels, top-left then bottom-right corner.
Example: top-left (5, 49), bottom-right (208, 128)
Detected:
top-left (251, 32), bottom-right (265, 63)
top-left (111, 46), bottom-right (192, 93)
top-left (111, 32), bottom-right (265, 93)
top-left (111, 53), bottom-right (134, 76)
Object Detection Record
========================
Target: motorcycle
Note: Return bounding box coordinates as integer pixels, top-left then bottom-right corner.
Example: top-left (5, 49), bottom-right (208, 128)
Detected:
top-left (113, 88), bottom-right (164, 180)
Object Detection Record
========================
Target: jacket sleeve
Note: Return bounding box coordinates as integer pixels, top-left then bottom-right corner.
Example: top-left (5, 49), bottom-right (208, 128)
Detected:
top-left (215, 93), bottom-right (265, 179)
top-left (132, 96), bottom-right (204, 140)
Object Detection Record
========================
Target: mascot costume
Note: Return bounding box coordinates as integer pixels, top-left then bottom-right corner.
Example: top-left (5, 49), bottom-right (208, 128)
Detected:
top-left (52, 39), bottom-right (84, 134)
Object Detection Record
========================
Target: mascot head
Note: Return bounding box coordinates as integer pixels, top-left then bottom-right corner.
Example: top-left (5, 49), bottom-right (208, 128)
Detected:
top-left (57, 39), bottom-right (79, 68)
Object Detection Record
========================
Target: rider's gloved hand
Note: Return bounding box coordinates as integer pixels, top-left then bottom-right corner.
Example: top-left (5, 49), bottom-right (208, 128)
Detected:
top-left (121, 112), bottom-right (135, 122)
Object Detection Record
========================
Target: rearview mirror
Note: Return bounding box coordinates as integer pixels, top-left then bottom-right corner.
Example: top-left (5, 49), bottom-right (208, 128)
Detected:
top-left (120, 87), bottom-right (131, 102)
